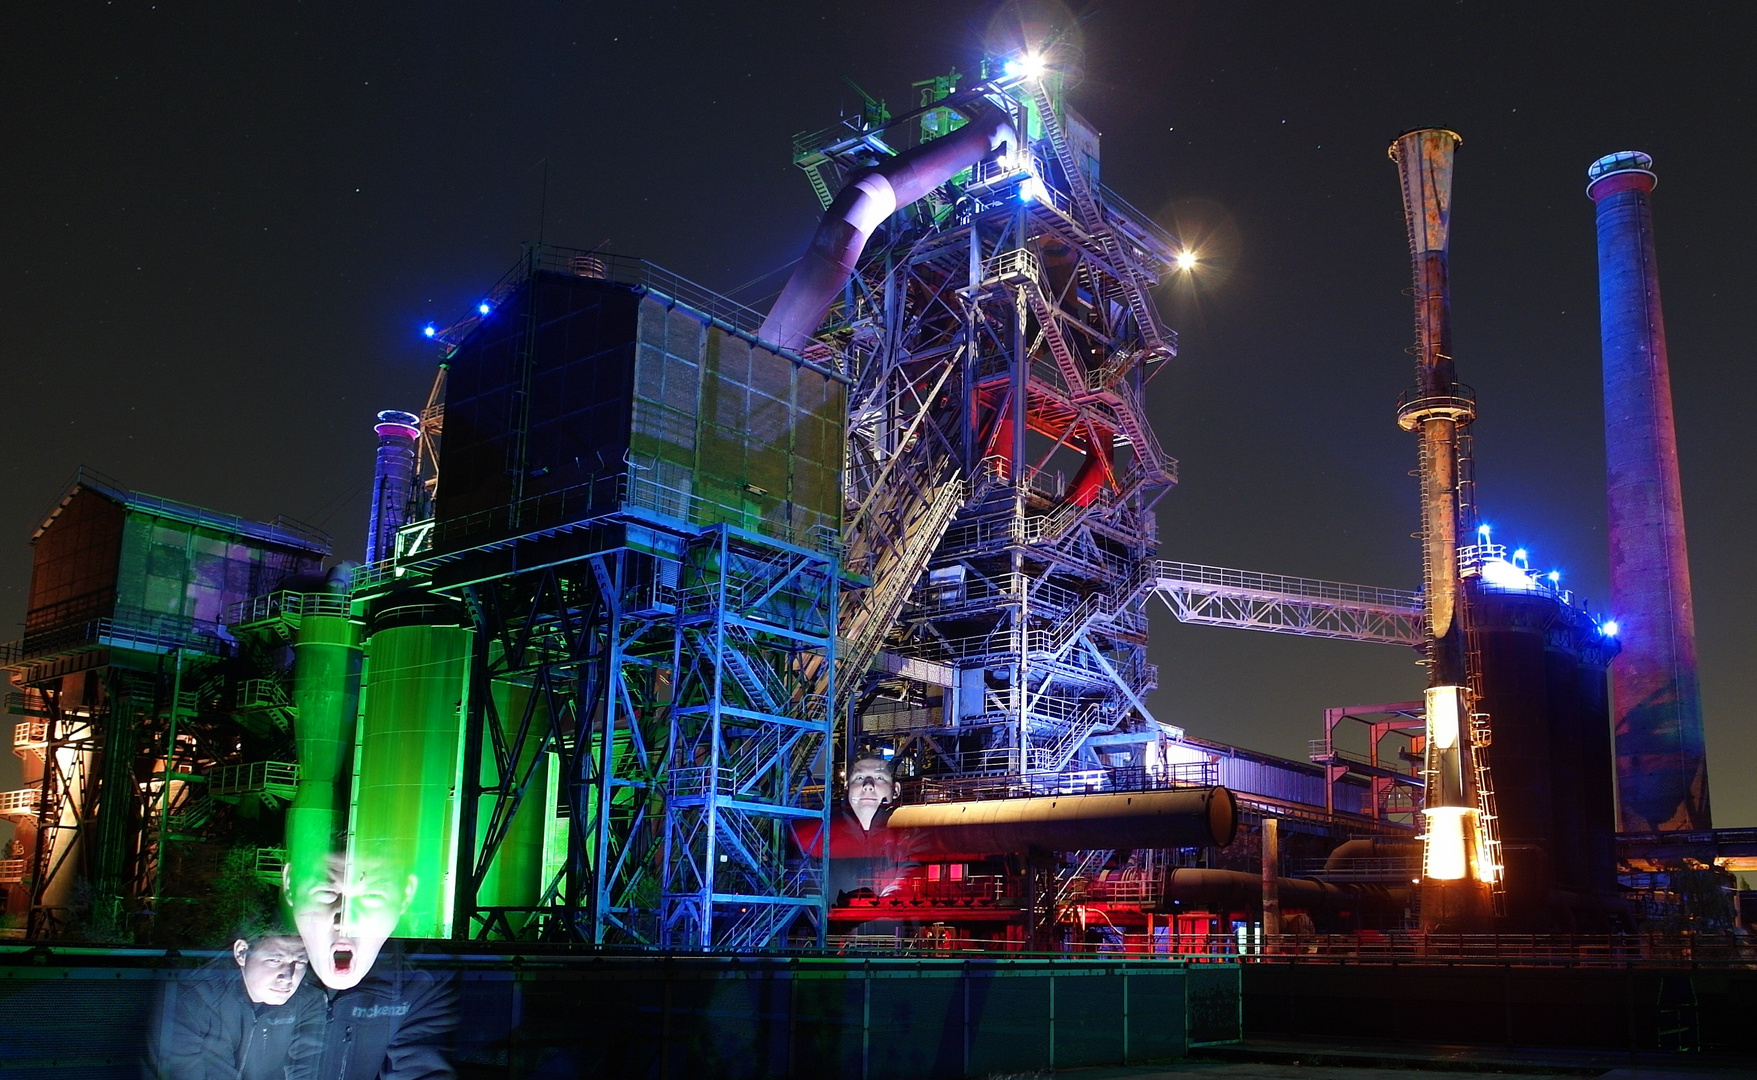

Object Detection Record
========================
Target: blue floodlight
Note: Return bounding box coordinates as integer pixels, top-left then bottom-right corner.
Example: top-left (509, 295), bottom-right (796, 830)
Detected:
top-left (1003, 59), bottom-right (1023, 78)
top-left (423, 325), bottom-right (437, 338)
top-left (1548, 570), bottom-right (1561, 583)
top-left (1513, 548), bottom-right (1527, 560)
top-left (1601, 620), bottom-right (1619, 637)
top-left (478, 302), bottom-right (491, 315)
top-left (1477, 523), bottom-right (1491, 537)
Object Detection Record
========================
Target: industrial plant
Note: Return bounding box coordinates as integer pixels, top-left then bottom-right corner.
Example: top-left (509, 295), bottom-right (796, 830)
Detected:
top-left (2, 42), bottom-right (1752, 1073)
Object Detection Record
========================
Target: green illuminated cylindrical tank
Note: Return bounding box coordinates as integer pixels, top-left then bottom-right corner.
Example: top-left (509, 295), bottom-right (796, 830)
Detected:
top-left (479, 670), bottom-right (550, 929)
top-left (286, 600), bottom-right (362, 896)
top-left (352, 606), bottom-right (471, 938)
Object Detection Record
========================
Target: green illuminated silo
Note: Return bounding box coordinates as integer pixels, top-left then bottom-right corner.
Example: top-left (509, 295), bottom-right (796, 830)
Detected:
top-left (286, 604), bottom-right (361, 896)
top-left (478, 674), bottom-right (550, 931)
top-left (351, 609), bottom-right (471, 938)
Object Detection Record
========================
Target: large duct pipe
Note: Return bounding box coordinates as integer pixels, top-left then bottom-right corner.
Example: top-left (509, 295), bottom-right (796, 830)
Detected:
top-left (1324, 837), bottom-right (1421, 871)
top-left (759, 102), bottom-right (1016, 351)
top-left (887, 786), bottom-right (1236, 859)
top-left (365, 410), bottom-right (421, 565)
top-left (1160, 868), bottom-right (1407, 916)
top-left (1587, 152), bottom-right (1710, 832)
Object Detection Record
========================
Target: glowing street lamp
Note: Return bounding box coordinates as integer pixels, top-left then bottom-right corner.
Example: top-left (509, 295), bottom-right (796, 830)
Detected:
top-left (1003, 51), bottom-right (1047, 81)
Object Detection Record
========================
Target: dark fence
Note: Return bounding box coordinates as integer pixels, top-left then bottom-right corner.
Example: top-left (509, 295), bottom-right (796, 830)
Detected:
top-left (0, 947), bottom-right (1238, 1079)
top-left (1245, 962), bottom-right (1757, 1054)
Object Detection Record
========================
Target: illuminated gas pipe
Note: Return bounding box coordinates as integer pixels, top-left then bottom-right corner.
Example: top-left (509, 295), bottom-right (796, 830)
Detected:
top-left (886, 786), bottom-right (1237, 859)
top-left (760, 101), bottom-right (1017, 351)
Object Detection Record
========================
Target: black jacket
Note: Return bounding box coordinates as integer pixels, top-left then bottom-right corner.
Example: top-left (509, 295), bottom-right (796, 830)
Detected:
top-left (143, 956), bottom-right (325, 1080)
top-left (303, 952), bottom-right (456, 1080)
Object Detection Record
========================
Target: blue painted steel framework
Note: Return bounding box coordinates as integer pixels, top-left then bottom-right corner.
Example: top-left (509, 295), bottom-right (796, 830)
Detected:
top-left (367, 252), bottom-right (842, 951)
top-left (801, 61), bottom-right (1180, 786)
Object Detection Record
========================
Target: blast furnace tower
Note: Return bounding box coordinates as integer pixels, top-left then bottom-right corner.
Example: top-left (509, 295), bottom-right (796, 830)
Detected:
top-left (776, 53), bottom-right (1179, 791)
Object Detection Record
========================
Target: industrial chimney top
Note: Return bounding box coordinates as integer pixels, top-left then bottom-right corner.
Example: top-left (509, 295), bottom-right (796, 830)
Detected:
top-left (1587, 151), bottom-right (1656, 200)
top-left (375, 409), bottom-right (421, 440)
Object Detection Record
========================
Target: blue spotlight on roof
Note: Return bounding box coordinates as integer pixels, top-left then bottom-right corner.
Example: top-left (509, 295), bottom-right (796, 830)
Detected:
top-left (1477, 523), bottom-right (1491, 537)
top-left (1547, 570), bottom-right (1561, 584)
top-left (1601, 620), bottom-right (1619, 637)
top-left (478, 302), bottom-right (491, 315)
top-left (1513, 548), bottom-right (1527, 560)
top-left (423, 325), bottom-right (437, 338)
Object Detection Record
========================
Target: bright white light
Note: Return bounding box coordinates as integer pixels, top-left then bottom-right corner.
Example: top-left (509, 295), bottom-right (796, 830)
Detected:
top-left (1477, 523), bottom-right (1492, 538)
top-left (1425, 685), bottom-right (1464, 750)
top-left (1512, 548), bottom-right (1527, 562)
top-left (478, 302), bottom-right (491, 315)
top-left (1548, 570), bottom-right (1561, 583)
top-left (1019, 51), bottom-right (1047, 79)
top-left (1602, 620), bottom-right (1619, 637)
top-left (1018, 176), bottom-right (1046, 203)
top-left (1423, 806), bottom-right (1473, 880)
top-left (1480, 557), bottom-right (1536, 591)
top-left (423, 325), bottom-right (437, 338)
top-left (1176, 250), bottom-right (1199, 271)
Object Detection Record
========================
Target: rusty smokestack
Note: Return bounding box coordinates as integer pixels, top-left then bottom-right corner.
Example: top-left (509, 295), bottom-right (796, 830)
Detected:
top-left (1588, 151), bottom-right (1710, 831)
top-left (1390, 129), bottom-right (1497, 931)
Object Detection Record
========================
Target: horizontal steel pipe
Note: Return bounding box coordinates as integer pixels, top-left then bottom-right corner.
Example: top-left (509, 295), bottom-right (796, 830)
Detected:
top-left (1162, 868), bottom-right (1407, 915)
top-left (887, 786), bottom-right (1237, 858)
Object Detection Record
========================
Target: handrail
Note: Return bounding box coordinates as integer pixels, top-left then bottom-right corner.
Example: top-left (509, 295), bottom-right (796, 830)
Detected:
top-left (1154, 561), bottom-right (1421, 612)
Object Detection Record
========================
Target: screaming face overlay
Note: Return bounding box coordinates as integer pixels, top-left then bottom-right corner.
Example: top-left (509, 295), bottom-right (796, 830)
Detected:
top-left (284, 853), bottom-right (415, 990)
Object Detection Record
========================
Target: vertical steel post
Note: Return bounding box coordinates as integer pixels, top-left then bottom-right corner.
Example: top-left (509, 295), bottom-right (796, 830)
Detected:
top-left (1260, 817), bottom-right (1280, 938)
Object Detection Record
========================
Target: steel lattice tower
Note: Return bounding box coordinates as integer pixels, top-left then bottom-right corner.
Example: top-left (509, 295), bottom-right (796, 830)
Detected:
top-left (795, 60), bottom-right (1181, 785)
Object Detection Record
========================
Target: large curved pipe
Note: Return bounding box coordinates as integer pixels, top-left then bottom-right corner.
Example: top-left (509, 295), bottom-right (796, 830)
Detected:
top-left (1323, 836), bottom-right (1421, 872)
top-left (1161, 868), bottom-right (1407, 915)
top-left (760, 102), bottom-right (1017, 351)
top-left (888, 786), bottom-right (1237, 859)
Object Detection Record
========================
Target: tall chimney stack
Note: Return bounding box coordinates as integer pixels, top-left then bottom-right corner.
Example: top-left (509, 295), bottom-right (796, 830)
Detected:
top-left (1588, 152), bottom-right (1711, 831)
top-left (366, 409), bottom-right (422, 565)
top-left (1392, 129), bottom-right (1499, 930)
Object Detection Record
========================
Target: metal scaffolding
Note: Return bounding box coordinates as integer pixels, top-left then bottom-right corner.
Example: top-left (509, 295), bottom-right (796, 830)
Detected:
top-left (799, 64), bottom-right (1178, 782)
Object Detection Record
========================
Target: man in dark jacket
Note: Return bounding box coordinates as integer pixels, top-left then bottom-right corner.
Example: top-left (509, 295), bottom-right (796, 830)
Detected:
top-left (144, 933), bottom-right (324, 1079)
top-left (285, 853), bottom-right (457, 1079)
top-left (302, 948), bottom-right (456, 1080)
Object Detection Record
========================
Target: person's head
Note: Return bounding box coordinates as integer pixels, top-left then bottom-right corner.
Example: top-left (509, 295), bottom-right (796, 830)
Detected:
top-left (846, 752), bottom-right (896, 828)
top-left (283, 852), bottom-right (415, 990)
top-left (231, 934), bottom-right (308, 1006)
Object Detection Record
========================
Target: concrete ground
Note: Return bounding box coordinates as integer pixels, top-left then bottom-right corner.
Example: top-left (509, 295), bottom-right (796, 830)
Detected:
top-left (1064, 1067), bottom-right (1751, 1080)
top-left (1041, 1037), bottom-right (1757, 1080)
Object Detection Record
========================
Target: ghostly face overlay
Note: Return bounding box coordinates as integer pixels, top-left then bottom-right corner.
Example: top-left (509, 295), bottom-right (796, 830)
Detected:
top-left (233, 935), bottom-right (308, 1006)
top-left (847, 758), bottom-right (895, 829)
top-left (284, 854), bottom-right (415, 990)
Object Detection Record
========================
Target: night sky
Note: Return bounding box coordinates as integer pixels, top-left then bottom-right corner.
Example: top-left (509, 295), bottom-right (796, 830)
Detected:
top-left (5, 3), bottom-right (1753, 826)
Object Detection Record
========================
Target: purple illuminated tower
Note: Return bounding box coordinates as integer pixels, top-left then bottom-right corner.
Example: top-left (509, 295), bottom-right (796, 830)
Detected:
top-left (365, 409), bottom-right (422, 566)
top-left (1588, 151), bottom-right (1711, 831)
